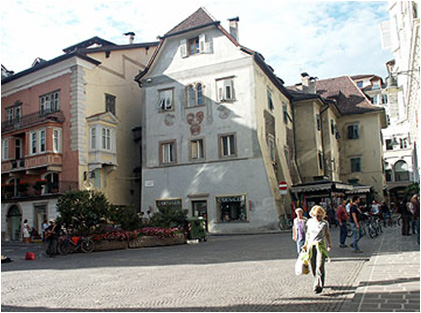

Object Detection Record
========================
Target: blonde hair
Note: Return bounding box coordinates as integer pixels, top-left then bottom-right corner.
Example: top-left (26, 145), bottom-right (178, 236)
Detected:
top-left (310, 205), bottom-right (326, 219)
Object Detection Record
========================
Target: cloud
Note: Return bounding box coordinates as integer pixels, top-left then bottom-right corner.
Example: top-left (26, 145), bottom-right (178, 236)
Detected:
top-left (1, 0), bottom-right (393, 85)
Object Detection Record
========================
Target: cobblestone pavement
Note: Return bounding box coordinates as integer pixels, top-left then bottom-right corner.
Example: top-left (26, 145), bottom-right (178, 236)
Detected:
top-left (1, 226), bottom-right (419, 312)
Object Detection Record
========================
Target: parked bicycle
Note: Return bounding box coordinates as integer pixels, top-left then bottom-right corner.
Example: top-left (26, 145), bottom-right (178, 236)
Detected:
top-left (279, 214), bottom-right (293, 230)
top-left (58, 235), bottom-right (95, 255)
top-left (387, 213), bottom-right (401, 227)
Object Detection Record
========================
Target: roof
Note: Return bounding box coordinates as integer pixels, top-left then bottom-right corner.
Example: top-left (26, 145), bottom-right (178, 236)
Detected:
top-left (2, 36), bottom-right (158, 85)
top-left (314, 76), bottom-right (384, 115)
top-left (136, 7), bottom-right (290, 100)
top-left (164, 7), bottom-right (218, 38)
top-left (63, 36), bottom-right (117, 54)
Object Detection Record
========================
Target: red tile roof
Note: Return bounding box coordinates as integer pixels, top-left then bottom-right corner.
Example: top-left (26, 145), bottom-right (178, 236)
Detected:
top-left (314, 76), bottom-right (384, 115)
top-left (165, 7), bottom-right (217, 37)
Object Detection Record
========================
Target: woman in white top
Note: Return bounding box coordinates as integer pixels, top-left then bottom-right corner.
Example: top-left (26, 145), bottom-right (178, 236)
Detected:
top-left (22, 219), bottom-right (31, 244)
top-left (302, 205), bottom-right (332, 294)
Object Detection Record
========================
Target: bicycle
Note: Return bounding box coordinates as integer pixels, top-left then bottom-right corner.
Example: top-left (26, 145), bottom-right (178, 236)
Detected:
top-left (58, 235), bottom-right (95, 255)
top-left (279, 214), bottom-right (293, 230)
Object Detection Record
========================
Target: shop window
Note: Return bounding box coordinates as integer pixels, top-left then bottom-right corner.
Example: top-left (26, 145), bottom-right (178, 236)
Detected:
top-left (216, 195), bottom-right (248, 223)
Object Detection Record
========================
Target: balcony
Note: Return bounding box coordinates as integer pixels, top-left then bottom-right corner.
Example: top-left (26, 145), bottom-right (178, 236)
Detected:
top-left (1, 180), bottom-right (79, 201)
top-left (2, 153), bottom-right (62, 174)
top-left (1, 109), bottom-right (65, 134)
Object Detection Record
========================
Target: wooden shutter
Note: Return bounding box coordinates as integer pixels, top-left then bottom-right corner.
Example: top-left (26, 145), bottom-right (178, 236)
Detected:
top-left (199, 34), bottom-right (206, 53)
top-left (180, 39), bottom-right (187, 58)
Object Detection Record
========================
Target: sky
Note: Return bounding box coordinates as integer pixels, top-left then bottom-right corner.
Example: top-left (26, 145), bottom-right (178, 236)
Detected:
top-left (1, 0), bottom-right (393, 85)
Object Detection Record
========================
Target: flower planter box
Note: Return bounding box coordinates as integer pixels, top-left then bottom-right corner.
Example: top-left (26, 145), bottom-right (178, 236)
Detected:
top-left (128, 233), bottom-right (186, 249)
top-left (94, 240), bottom-right (128, 252)
top-left (93, 233), bottom-right (186, 252)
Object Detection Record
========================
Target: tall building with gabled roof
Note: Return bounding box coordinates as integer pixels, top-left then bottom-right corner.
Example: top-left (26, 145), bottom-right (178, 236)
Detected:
top-left (136, 7), bottom-right (296, 233)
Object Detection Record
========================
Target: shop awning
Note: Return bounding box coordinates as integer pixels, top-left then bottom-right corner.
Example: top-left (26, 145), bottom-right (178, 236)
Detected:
top-left (345, 185), bottom-right (372, 194)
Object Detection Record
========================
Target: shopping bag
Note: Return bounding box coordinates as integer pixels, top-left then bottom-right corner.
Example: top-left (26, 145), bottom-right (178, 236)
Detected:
top-left (25, 252), bottom-right (35, 260)
top-left (295, 252), bottom-right (310, 275)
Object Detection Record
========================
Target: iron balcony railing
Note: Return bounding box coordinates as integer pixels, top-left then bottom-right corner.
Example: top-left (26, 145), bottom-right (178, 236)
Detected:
top-left (1, 109), bottom-right (65, 133)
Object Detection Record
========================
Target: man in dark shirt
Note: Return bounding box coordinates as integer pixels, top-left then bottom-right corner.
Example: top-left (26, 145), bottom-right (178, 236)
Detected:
top-left (349, 196), bottom-right (363, 253)
top-left (45, 219), bottom-right (60, 257)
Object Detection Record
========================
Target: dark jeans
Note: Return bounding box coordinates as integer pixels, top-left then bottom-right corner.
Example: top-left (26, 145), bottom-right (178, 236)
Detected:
top-left (401, 215), bottom-right (410, 235)
top-left (46, 238), bottom-right (58, 256)
top-left (339, 222), bottom-right (347, 245)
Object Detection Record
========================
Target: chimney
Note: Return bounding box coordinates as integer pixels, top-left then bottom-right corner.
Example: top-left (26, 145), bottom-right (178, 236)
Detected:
top-left (228, 17), bottom-right (239, 42)
top-left (124, 32), bottom-right (135, 44)
top-left (300, 72), bottom-right (316, 93)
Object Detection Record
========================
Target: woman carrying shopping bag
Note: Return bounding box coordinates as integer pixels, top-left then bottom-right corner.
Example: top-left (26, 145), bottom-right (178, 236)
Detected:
top-left (302, 205), bottom-right (332, 294)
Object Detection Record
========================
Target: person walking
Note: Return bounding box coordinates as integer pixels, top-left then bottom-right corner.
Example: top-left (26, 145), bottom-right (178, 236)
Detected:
top-left (349, 196), bottom-right (364, 253)
top-left (302, 205), bottom-right (332, 294)
top-left (336, 200), bottom-right (349, 248)
top-left (292, 208), bottom-right (307, 254)
top-left (411, 194), bottom-right (420, 245)
top-left (380, 201), bottom-right (390, 227)
top-left (398, 200), bottom-right (411, 236)
top-left (22, 219), bottom-right (31, 244)
top-left (45, 219), bottom-right (59, 257)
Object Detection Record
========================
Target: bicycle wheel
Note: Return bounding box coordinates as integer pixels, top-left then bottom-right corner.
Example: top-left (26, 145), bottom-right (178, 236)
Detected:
top-left (58, 240), bottom-right (71, 255)
top-left (80, 238), bottom-right (95, 253)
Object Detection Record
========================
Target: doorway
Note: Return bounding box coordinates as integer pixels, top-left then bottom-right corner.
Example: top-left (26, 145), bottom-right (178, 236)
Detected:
top-left (191, 200), bottom-right (208, 231)
top-left (7, 205), bottom-right (22, 241)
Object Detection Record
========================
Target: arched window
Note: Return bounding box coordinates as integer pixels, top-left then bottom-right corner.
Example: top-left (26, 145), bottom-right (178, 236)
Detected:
top-left (186, 83), bottom-right (205, 107)
top-left (197, 83), bottom-right (203, 105)
top-left (394, 160), bottom-right (409, 181)
top-left (188, 85), bottom-right (195, 107)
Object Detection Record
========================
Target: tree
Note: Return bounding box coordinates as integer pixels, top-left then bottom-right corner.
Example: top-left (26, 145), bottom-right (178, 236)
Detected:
top-left (56, 190), bottom-right (111, 235)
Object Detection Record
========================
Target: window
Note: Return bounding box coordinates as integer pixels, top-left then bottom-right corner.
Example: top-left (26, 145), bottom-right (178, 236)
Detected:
top-left (357, 81), bottom-right (363, 88)
top-left (219, 133), bottom-right (236, 158)
top-left (268, 136), bottom-right (275, 162)
top-left (186, 83), bottom-right (204, 108)
top-left (382, 95), bottom-right (388, 104)
top-left (318, 151), bottom-right (324, 170)
top-left (216, 195), bottom-right (247, 223)
top-left (350, 157), bottom-right (361, 172)
top-left (93, 169), bottom-right (102, 189)
top-left (267, 89), bottom-right (274, 111)
top-left (394, 161), bottom-right (409, 181)
top-left (180, 34), bottom-right (207, 58)
top-left (102, 128), bottom-right (111, 150)
top-left (44, 173), bottom-right (59, 193)
top-left (347, 124), bottom-right (359, 139)
top-left (330, 120), bottom-right (335, 135)
top-left (30, 132), bottom-right (37, 154)
top-left (385, 169), bottom-right (393, 182)
top-left (386, 139), bottom-right (393, 150)
top-left (158, 89), bottom-right (174, 111)
top-left (160, 140), bottom-right (176, 164)
top-left (105, 94), bottom-right (116, 115)
top-left (40, 90), bottom-right (60, 114)
top-left (5, 103), bottom-right (22, 125)
top-left (39, 129), bottom-right (46, 152)
top-left (400, 138), bottom-right (408, 149)
top-left (316, 114), bottom-right (321, 131)
top-left (53, 129), bottom-right (61, 153)
top-left (190, 139), bottom-right (204, 160)
top-left (90, 127), bottom-right (96, 150)
top-left (2, 138), bottom-right (9, 160)
top-left (283, 104), bottom-right (289, 124)
top-left (15, 138), bottom-right (22, 159)
top-left (216, 79), bottom-right (234, 102)
top-left (188, 37), bottom-right (200, 56)
top-left (372, 95), bottom-right (379, 105)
